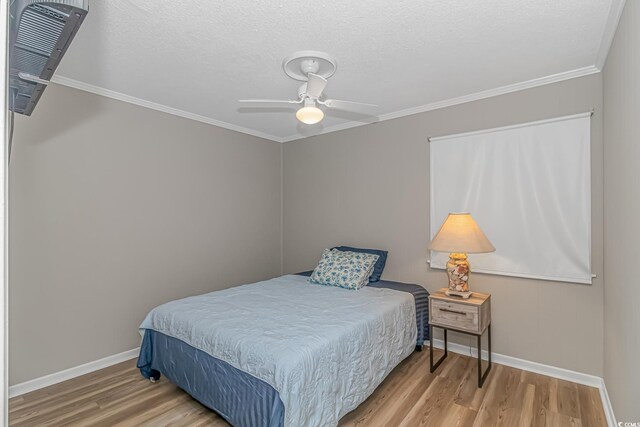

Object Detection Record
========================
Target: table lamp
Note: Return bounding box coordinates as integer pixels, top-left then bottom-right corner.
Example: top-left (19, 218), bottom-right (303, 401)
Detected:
top-left (429, 213), bottom-right (495, 298)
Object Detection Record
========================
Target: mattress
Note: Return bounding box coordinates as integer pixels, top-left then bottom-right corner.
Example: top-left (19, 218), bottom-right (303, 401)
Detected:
top-left (138, 274), bottom-right (429, 427)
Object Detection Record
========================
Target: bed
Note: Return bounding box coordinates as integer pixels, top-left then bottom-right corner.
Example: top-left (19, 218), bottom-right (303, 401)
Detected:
top-left (137, 272), bottom-right (429, 427)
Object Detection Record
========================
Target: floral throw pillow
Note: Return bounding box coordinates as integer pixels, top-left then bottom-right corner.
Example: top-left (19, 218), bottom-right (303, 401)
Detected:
top-left (309, 248), bottom-right (380, 290)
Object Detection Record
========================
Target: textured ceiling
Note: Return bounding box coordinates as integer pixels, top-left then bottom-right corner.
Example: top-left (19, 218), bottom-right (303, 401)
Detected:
top-left (54, 0), bottom-right (618, 141)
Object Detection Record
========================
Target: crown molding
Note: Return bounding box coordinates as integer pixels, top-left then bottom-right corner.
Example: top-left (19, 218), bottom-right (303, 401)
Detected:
top-left (53, 64), bottom-right (600, 145)
top-left (281, 65), bottom-right (600, 142)
top-left (49, 75), bottom-right (284, 143)
top-left (595, 0), bottom-right (626, 70)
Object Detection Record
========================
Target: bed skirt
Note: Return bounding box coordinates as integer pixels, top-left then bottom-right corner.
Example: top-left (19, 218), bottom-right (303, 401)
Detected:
top-left (138, 329), bottom-right (285, 427)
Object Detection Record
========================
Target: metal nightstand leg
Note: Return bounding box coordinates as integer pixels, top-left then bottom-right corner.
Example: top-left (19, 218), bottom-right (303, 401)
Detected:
top-left (477, 324), bottom-right (492, 388)
top-left (429, 325), bottom-right (447, 373)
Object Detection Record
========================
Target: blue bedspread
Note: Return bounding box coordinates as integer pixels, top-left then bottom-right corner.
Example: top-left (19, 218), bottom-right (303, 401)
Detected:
top-left (371, 280), bottom-right (430, 343)
top-left (296, 271), bottom-right (430, 343)
top-left (137, 274), bottom-right (429, 427)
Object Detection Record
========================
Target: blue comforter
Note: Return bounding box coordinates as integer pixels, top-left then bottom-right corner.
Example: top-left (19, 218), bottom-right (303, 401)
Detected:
top-left (138, 274), bottom-right (429, 427)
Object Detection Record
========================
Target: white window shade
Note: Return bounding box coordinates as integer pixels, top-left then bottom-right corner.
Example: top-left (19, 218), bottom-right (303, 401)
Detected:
top-left (429, 113), bottom-right (592, 284)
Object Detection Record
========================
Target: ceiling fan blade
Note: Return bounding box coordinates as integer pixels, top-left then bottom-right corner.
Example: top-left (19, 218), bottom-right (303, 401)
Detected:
top-left (305, 73), bottom-right (328, 98)
top-left (323, 99), bottom-right (378, 115)
top-left (239, 99), bottom-right (302, 107)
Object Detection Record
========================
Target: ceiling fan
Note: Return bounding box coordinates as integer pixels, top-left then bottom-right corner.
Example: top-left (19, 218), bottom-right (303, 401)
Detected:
top-left (239, 51), bottom-right (378, 125)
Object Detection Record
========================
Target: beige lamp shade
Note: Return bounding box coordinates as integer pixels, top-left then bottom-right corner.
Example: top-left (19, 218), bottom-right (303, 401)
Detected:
top-left (429, 213), bottom-right (495, 254)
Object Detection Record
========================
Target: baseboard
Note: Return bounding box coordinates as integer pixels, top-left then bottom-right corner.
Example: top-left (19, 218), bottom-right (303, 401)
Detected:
top-left (8, 342), bottom-right (618, 426)
top-left (597, 378), bottom-right (617, 427)
top-left (8, 347), bottom-right (140, 398)
top-left (429, 339), bottom-right (616, 426)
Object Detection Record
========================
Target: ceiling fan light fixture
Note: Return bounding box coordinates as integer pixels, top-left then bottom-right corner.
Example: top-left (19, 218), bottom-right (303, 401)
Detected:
top-left (239, 51), bottom-right (378, 124)
top-left (296, 105), bottom-right (324, 124)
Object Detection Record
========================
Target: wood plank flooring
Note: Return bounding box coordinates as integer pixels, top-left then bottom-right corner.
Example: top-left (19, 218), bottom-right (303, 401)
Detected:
top-left (9, 349), bottom-right (606, 426)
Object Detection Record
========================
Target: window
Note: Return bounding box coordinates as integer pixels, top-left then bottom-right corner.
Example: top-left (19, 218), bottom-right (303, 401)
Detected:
top-left (429, 113), bottom-right (592, 284)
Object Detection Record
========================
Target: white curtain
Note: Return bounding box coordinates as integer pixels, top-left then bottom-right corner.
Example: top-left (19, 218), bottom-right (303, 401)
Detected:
top-left (430, 113), bottom-right (592, 284)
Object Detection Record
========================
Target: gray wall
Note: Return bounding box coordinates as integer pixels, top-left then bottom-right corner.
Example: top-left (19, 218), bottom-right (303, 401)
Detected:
top-left (9, 71), bottom-right (609, 388)
top-left (603, 0), bottom-right (640, 421)
top-left (284, 74), bottom-right (604, 376)
top-left (9, 85), bottom-right (283, 385)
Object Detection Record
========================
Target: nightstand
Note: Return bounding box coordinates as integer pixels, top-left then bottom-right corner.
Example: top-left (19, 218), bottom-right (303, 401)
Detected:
top-left (428, 288), bottom-right (492, 387)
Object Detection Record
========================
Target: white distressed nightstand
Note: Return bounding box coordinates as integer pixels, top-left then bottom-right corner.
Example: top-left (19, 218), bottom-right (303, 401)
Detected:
top-left (428, 288), bottom-right (492, 387)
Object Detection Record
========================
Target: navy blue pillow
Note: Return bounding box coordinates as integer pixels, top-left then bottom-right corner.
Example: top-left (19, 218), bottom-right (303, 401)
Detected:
top-left (332, 246), bottom-right (388, 282)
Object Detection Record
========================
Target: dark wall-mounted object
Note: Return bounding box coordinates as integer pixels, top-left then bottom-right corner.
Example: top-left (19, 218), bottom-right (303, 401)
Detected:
top-left (9, 0), bottom-right (89, 115)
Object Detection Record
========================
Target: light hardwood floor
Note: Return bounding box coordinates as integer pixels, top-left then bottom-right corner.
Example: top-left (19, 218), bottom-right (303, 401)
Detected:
top-left (9, 349), bottom-right (606, 426)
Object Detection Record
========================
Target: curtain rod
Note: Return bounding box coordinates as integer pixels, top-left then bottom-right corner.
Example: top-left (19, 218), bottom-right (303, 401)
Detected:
top-left (427, 109), bottom-right (595, 143)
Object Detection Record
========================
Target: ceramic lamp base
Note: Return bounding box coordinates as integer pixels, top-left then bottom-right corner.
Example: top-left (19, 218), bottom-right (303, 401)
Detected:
top-left (446, 252), bottom-right (471, 295)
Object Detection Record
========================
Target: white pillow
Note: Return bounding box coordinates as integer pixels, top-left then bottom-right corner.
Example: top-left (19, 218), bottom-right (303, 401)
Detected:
top-left (309, 248), bottom-right (379, 290)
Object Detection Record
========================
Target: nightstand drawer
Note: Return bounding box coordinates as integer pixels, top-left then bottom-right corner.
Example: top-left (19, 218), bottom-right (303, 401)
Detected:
top-left (430, 299), bottom-right (480, 333)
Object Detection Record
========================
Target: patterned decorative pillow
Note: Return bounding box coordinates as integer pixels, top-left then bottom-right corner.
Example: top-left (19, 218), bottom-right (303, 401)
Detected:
top-left (309, 248), bottom-right (380, 290)
top-left (332, 246), bottom-right (388, 282)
